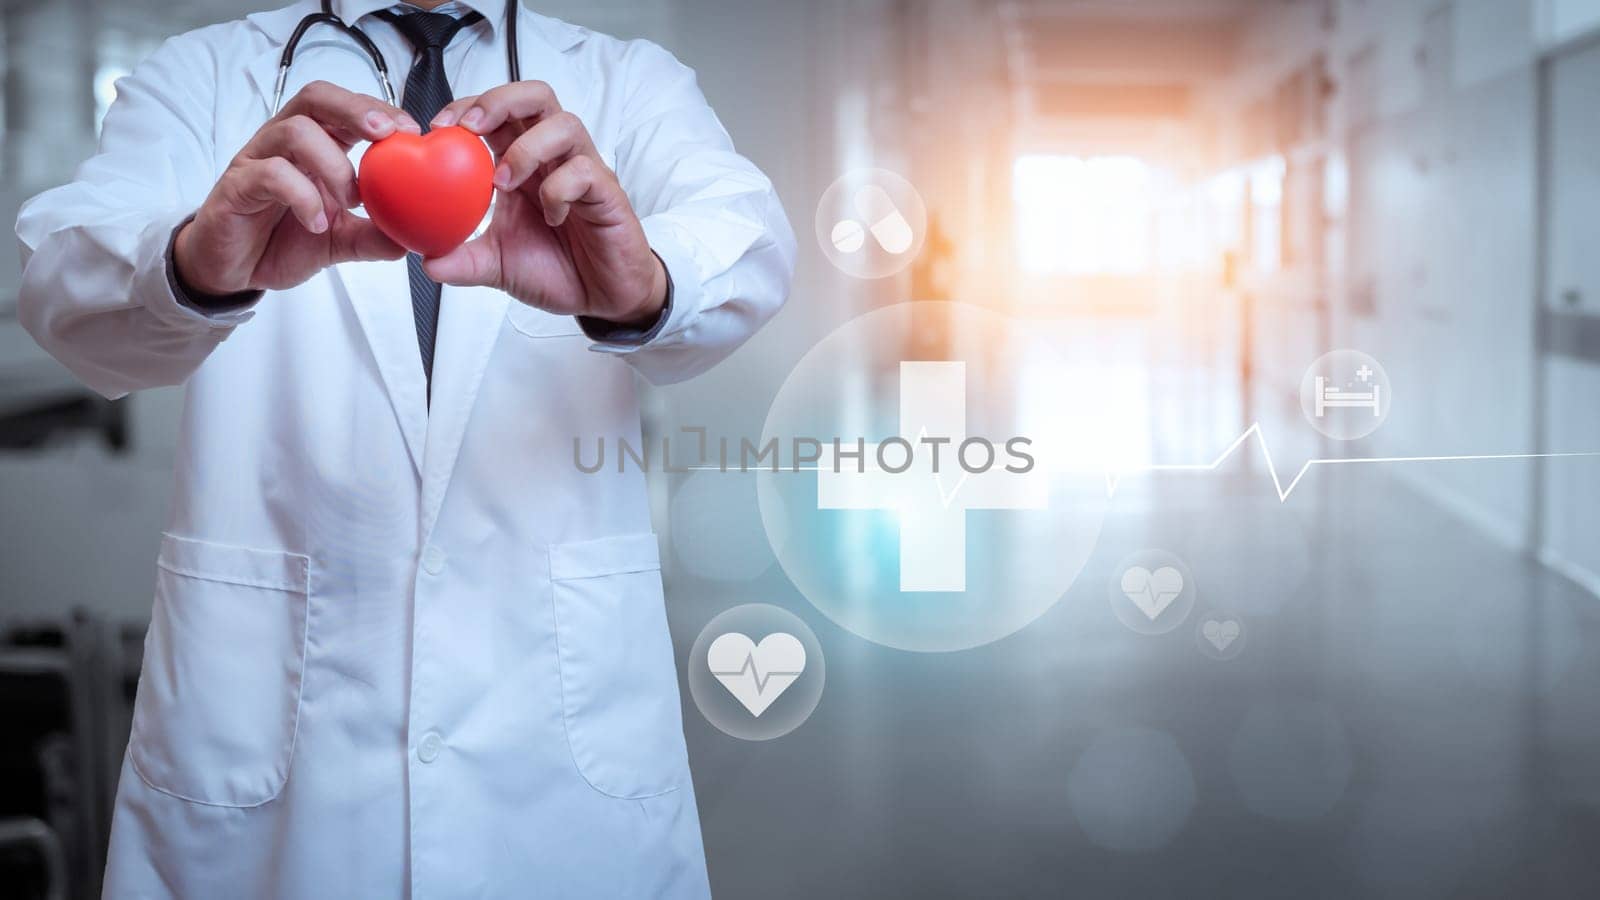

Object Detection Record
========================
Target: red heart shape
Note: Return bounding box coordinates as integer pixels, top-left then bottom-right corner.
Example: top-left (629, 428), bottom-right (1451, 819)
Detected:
top-left (358, 126), bottom-right (495, 258)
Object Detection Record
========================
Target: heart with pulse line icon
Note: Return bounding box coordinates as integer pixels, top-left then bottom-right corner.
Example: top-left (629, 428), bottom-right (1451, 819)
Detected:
top-left (1120, 566), bottom-right (1185, 620)
top-left (1107, 550), bottom-right (1196, 636)
top-left (706, 632), bottom-right (807, 718)
top-left (1197, 615), bottom-right (1247, 660)
top-left (1202, 619), bottom-right (1241, 651)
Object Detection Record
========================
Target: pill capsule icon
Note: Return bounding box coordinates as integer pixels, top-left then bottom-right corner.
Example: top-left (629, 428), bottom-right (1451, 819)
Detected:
top-left (853, 185), bottom-right (915, 255)
top-left (830, 218), bottom-right (867, 254)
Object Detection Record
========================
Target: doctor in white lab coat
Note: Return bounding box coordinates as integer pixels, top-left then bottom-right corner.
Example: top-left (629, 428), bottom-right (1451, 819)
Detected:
top-left (15, 1), bottom-right (794, 896)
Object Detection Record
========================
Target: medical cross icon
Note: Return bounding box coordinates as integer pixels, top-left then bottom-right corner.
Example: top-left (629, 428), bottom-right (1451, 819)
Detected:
top-left (1356, 364), bottom-right (1374, 382)
top-left (815, 362), bottom-right (1048, 592)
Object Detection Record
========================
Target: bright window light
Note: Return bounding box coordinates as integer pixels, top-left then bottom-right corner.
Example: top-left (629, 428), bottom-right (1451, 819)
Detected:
top-left (1013, 154), bottom-right (1158, 276)
top-left (1249, 156), bottom-right (1286, 272)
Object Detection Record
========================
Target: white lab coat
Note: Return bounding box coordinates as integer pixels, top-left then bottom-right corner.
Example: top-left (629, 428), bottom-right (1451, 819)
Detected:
top-left (15, 1), bottom-right (794, 896)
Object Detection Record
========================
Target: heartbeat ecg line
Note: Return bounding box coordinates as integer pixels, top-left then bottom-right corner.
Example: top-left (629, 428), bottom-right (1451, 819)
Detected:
top-left (708, 653), bottom-right (803, 695)
top-left (684, 423), bottom-right (1600, 506)
top-left (1104, 423), bottom-right (1600, 502)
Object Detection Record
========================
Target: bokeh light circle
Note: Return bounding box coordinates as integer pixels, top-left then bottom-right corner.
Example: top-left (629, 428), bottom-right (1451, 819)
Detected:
top-left (1228, 700), bottom-right (1352, 821)
top-left (1066, 727), bottom-right (1197, 851)
top-left (669, 471), bottom-right (787, 582)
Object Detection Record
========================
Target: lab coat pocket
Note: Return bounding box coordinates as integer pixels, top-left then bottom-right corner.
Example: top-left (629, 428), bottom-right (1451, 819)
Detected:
top-left (129, 534), bottom-right (310, 808)
top-left (549, 533), bottom-right (687, 800)
top-left (508, 303), bottom-right (585, 338)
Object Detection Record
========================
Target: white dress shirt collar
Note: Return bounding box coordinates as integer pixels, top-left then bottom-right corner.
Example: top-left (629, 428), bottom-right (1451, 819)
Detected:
top-left (334, 0), bottom-right (509, 34)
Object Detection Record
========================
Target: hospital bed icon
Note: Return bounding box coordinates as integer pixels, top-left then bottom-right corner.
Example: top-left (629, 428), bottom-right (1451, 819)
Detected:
top-left (1314, 375), bottom-right (1382, 418)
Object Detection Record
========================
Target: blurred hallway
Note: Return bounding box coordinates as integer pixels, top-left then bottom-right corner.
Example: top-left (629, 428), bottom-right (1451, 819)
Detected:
top-left (685, 468), bottom-right (1600, 898)
top-left (5, 0), bottom-right (1600, 897)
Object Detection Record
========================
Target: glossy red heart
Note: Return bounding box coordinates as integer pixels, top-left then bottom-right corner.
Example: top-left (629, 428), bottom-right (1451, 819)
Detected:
top-left (358, 126), bottom-right (495, 258)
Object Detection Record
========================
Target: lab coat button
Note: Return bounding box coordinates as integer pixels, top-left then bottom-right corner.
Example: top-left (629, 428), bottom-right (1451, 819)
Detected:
top-left (421, 544), bottom-right (447, 575)
top-left (418, 731), bottom-right (443, 764)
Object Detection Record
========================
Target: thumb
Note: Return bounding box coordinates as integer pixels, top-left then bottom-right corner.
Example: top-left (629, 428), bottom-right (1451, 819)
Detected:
top-left (422, 237), bottom-right (499, 287)
top-left (331, 216), bottom-right (406, 263)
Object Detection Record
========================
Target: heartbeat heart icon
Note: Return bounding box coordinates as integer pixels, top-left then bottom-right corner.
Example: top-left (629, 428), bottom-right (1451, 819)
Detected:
top-left (1119, 566), bottom-right (1185, 620)
top-left (707, 632), bottom-right (807, 718)
top-left (1202, 619), bottom-right (1241, 652)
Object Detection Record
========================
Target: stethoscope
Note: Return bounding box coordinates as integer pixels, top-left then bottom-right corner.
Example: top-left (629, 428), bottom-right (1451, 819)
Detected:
top-left (272, 0), bottom-right (521, 115)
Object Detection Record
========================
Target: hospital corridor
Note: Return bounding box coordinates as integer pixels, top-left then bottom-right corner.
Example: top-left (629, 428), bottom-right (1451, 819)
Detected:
top-left (4, 0), bottom-right (1600, 897)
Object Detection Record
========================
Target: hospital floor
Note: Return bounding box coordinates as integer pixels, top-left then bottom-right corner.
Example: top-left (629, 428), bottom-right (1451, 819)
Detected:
top-left (668, 462), bottom-right (1600, 899)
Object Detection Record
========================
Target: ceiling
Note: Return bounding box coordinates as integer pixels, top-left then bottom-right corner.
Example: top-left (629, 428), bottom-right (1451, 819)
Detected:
top-left (1012, 0), bottom-right (1261, 22)
top-left (1001, 0), bottom-right (1274, 142)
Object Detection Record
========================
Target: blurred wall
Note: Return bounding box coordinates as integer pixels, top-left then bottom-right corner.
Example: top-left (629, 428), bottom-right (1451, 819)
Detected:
top-left (1200, 0), bottom-right (1600, 592)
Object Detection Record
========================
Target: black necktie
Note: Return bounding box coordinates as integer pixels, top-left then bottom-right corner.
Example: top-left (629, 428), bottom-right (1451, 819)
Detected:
top-left (373, 9), bottom-right (484, 400)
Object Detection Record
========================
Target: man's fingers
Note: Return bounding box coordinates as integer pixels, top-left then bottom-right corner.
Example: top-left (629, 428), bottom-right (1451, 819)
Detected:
top-left (432, 81), bottom-right (561, 133)
top-left (429, 96), bottom-right (479, 130)
top-left (536, 156), bottom-right (608, 228)
top-left (495, 113), bottom-right (596, 193)
top-left (421, 236), bottom-right (500, 287)
top-left (477, 121), bottom-right (526, 160)
top-left (234, 158), bottom-right (329, 233)
top-left (276, 80), bottom-right (419, 147)
top-left (248, 115), bottom-right (362, 208)
top-left (330, 215), bottom-right (407, 263)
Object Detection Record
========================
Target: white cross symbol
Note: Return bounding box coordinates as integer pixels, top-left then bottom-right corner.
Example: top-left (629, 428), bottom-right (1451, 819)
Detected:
top-left (1356, 365), bottom-right (1374, 383)
top-left (815, 362), bottom-right (1048, 592)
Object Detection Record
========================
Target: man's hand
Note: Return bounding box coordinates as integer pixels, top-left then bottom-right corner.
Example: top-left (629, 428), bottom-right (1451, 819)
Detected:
top-left (173, 81), bottom-right (420, 296)
top-left (425, 82), bottom-right (668, 328)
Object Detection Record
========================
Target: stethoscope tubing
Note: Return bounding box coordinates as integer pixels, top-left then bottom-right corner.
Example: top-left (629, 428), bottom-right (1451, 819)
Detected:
top-left (271, 0), bottom-right (520, 115)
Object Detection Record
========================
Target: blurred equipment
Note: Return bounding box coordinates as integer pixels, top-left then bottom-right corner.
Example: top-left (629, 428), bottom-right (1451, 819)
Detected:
top-left (0, 818), bottom-right (65, 900)
top-left (0, 307), bottom-right (128, 453)
top-left (0, 612), bottom-right (144, 900)
top-left (0, 386), bottom-right (128, 453)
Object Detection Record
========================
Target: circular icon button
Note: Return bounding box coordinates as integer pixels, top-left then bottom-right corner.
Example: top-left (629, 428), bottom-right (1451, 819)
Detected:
top-left (1300, 349), bottom-right (1391, 441)
top-left (1108, 549), bottom-right (1196, 636)
top-left (687, 604), bottom-right (825, 741)
top-left (814, 169), bottom-right (927, 279)
top-left (756, 302), bottom-right (1110, 652)
top-left (1196, 613), bottom-right (1248, 660)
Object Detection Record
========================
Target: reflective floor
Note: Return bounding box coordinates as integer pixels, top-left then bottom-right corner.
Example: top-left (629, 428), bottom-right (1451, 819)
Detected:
top-left (673, 465), bottom-right (1600, 898)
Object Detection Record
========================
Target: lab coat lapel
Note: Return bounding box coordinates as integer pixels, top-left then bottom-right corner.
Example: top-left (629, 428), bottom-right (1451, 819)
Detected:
top-left (238, 22), bottom-right (430, 478)
top-left (419, 284), bottom-right (506, 537)
top-left (244, 46), bottom-right (284, 116)
top-left (330, 259), bottom-right (430, 479)
top-left (519, 13), bottom-right (592, 119)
